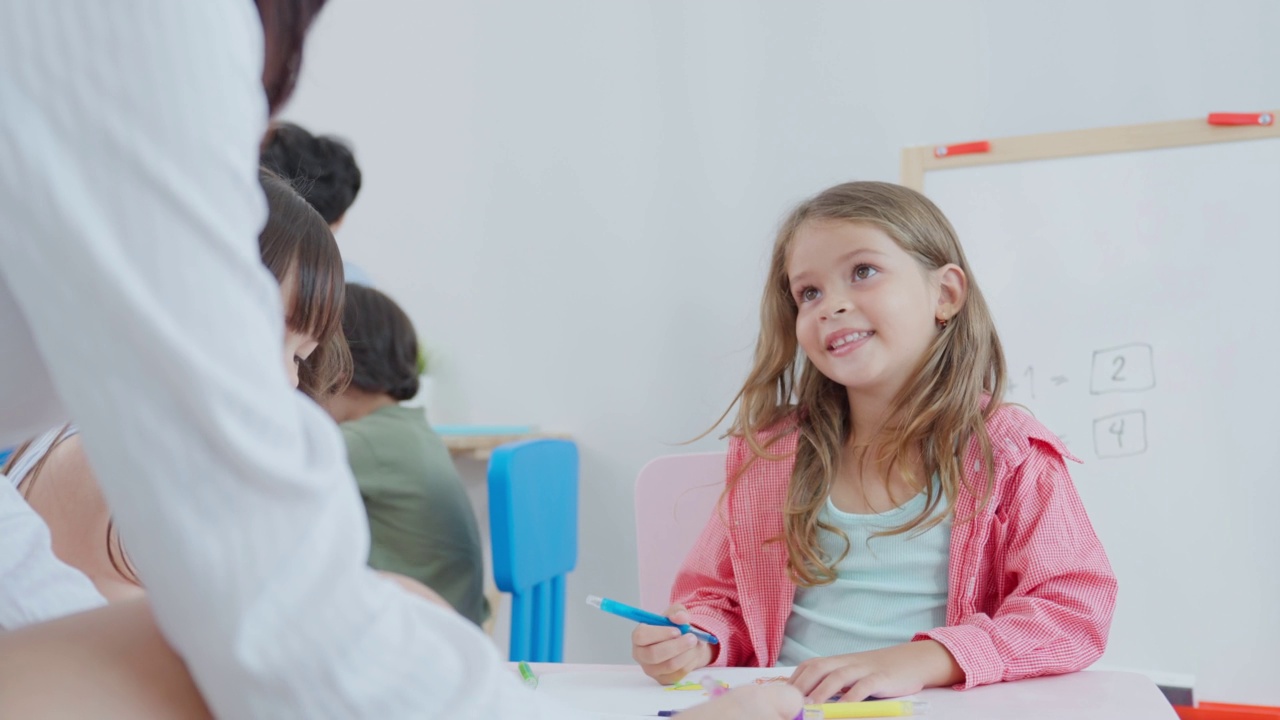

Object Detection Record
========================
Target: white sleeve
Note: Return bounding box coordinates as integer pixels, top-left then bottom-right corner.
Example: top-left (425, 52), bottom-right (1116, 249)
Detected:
top-left (0, 480), bottom-right (106, 629)
top-left (0, 3), bottom-right (585, 718)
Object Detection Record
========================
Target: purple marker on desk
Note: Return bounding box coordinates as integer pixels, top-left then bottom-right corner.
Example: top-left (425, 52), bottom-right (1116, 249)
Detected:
top-left (658, 710), bottom-right (817, 719)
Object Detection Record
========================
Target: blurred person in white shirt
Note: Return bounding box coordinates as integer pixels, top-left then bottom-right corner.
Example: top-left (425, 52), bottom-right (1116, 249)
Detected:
top-left (0, 2), bottom-right (800, 718)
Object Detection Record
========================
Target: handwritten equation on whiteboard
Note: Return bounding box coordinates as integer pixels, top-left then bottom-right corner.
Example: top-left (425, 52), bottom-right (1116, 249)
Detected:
top-left (1009, 342), bottom-right (1154, 460)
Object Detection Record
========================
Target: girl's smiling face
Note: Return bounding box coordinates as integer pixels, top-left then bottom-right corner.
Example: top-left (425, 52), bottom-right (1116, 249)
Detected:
top-left (788, 219), bottom-right (960, 405)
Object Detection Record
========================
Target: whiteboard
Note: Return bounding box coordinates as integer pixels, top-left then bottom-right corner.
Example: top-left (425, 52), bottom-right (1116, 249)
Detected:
top-left (918, 135), bottom-right (1280, 704)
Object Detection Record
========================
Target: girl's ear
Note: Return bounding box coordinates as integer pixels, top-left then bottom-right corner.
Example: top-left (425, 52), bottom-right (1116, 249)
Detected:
top-left (934, 263), bottom-right (967, 323)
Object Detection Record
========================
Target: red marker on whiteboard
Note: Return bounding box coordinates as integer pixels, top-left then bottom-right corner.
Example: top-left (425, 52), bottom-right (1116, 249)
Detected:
top-left (1207, 112), bottom-right (1273, 126)
top-left (933, 140), bottom-right (991, 158)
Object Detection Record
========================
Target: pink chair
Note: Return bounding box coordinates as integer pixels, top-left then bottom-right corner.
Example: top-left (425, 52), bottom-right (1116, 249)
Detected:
top-left (633, 452), bottom-right (726, 613)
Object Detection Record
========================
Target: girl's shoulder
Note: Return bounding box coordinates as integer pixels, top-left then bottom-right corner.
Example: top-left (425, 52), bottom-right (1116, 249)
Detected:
top-left (726, 412), bottom-right (801, 457)
top-left (958, 405), bottom-right (1094, 527)
top-left (725, 411), bottom-right (802, 485)
top-left (969, 405), bottom-right (1081, 509)
top-left (982, 403), bottom-right (1077, 466)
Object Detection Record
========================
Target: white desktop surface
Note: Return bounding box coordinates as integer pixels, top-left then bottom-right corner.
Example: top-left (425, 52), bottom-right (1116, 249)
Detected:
top-left (521, 664), bottom-right (1177, 720)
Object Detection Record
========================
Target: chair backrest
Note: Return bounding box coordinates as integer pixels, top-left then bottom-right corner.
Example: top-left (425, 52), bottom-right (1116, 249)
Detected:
top-left (634, 452), bottom-right (726, 613)
top-left (488, 439), bottom-right (578, 662)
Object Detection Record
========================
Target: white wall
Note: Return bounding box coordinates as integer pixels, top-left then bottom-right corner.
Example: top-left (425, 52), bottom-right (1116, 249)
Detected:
top-left (282, 0), bottom-right (1280, 667)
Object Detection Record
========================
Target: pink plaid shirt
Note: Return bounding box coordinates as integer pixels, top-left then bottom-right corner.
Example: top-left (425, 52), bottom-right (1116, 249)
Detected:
top-left (671, 405), bottom-right (1117, 689)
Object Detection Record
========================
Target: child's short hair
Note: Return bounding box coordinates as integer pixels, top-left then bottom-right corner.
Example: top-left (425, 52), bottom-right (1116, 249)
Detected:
top-left (341, 284), bottom-right (420, 402)
top-left (258, 168), bottom-right (351, 400)
top-left (260, 122), bottom-right (362, 225)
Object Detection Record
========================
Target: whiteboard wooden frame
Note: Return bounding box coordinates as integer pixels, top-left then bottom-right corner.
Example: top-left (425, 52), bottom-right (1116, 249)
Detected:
top-left (900, 113), bottom-right (1280, 190)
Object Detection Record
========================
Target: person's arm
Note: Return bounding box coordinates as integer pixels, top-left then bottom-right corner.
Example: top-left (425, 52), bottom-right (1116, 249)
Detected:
top-left (0, 480), bottom-right (106, 629)
top-left (634, 438), bottom-right (759, 684)
top-left (0, 3), bottom-right (581, 717)
top-left (915, 444), bottom-right (1118, 688)
top-left (0, 598), bottom-right (212, 720)
top-left (665, 437), bottom-right (756, 665)
top-left (786, 638), bottom-right (964, 703)
top-left (0, 597), bottom-right (802, 720)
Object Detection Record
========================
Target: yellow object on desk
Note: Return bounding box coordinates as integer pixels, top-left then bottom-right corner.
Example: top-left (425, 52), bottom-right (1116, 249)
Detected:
top-left (806, 699), bottom-right (928, 718)
top-left (666, 678), bottom-right (730, 692)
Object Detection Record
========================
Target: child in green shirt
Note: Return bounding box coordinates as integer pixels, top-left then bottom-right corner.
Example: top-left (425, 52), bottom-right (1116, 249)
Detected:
top-left (327, 284), bottom-right (488, 626)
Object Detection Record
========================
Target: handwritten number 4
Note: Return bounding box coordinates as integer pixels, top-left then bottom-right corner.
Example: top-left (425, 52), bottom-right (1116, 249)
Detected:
top-left (1109, 419), bottom-right (1125, 447)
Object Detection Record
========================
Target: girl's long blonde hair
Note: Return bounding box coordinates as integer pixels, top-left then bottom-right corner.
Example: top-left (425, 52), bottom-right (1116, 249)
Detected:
top-left (722, 181), bottom-right (1006, 587)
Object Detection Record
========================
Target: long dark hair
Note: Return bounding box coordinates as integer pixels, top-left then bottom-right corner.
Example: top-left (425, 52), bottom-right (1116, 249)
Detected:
top-left (258, 168), bottom-right (351, 400)
top-left (256, 0), bottom-right (329, 114)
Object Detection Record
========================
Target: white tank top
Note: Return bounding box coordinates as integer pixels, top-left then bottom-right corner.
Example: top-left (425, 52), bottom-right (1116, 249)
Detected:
top-left (4, 425), bottom-right (77, 490)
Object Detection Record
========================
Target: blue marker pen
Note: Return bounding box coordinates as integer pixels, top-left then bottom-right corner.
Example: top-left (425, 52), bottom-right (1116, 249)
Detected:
top-left (586, 595), bottom-right (719, 645)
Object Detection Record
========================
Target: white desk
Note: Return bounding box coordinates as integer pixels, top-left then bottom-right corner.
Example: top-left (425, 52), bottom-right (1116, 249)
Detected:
top-left (523, 664), bottom-right (1177, 720)
top-left (442, 431), bottom-right (571, 460)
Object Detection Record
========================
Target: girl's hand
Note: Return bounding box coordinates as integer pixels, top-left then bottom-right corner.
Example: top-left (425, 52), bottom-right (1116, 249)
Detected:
top-left (631, 604), bottom-right (716, 685)
top-left (788, 640), bottom-right (963, 703)
top-left (677, 684), bottom-right (803, 720)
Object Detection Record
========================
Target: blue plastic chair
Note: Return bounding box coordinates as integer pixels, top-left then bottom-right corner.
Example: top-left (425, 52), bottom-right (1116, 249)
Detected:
top-left (487, 439), bottom-right (578, 662)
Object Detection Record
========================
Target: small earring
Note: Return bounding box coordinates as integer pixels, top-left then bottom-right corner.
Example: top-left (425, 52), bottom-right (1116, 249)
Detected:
top-left (938, 316), bottom-right (950, 330)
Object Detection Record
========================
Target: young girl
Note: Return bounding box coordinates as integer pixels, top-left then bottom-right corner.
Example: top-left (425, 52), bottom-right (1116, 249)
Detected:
top-left (631, 181), bottom-right (1117, 703)
top-left (0, 168), bottom-right (350, 598)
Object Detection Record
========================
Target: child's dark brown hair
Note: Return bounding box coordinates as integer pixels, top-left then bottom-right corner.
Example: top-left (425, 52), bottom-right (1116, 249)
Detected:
top-left (258, 167), bottom-right (351, 401)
